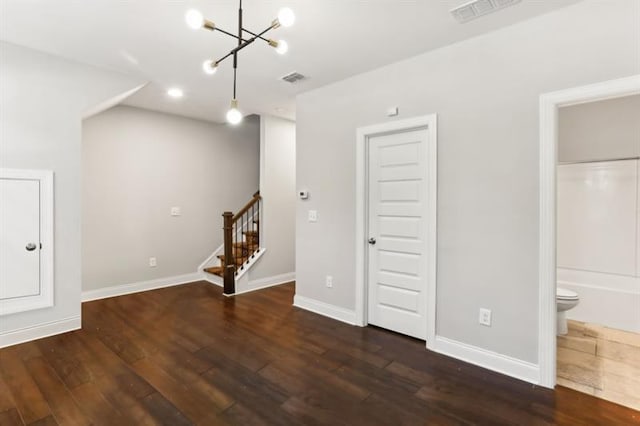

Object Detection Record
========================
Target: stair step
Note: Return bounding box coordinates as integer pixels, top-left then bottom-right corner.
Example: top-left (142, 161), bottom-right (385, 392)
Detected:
top-left (217, 254), bottom-right (247, 266)
top-left (232, 241), bottom-right (259, 251)
top-left (204, 266), bottom-right (224, 277)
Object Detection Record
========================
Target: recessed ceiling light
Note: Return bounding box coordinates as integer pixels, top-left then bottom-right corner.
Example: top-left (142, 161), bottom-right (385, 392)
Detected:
top-left (167, 88), bottom-right (184, 98)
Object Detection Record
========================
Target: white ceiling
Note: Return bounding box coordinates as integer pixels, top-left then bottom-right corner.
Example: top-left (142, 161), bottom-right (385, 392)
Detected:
top-left (0, 0), bottom-right (580, 123)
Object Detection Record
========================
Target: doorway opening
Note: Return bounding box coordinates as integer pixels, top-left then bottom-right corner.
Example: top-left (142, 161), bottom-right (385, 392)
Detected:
top-left (538, 75), bottom-right (640, 403)
top-left (554, 94), bottom-right (640, 410)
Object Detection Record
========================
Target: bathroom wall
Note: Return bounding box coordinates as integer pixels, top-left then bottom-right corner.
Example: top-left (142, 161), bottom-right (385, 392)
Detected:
top-left (558, 94), bottom-right (640, 163)
top-left (557, 159), bottom-right (640, 333)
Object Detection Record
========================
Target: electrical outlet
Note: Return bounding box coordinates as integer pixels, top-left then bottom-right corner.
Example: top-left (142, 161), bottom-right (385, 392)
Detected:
top-left (149, 257), bottom-right (157, 267)
top-left (479, 308), bottom-right (492, 326)
top-left (308, 210), bottom-right (318, 222)
top-left (326, 275), bottom-right (333, 288)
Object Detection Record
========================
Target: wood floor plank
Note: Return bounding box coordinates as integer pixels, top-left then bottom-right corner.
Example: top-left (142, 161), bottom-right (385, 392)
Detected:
top-left (0, 347), bottom-right (52, 424)
top-left (35, 333), bottom-right (94, 390)
top-left (130, 358), bottom-right (221, 424)
top-left (24, 356), bottom-right (90, 426)
top-left (0, 408), bottom-right (24, 426)
top-left (139, 392), bottom-right (194, 426)
top-left (27, 415), bottom-right (58, 426)
top-left (68, 381), bottom-right (126, 426)
top-left (0, 368), bottom-right (18, 413)
top-left (0, 282), bottom-right (638, 425)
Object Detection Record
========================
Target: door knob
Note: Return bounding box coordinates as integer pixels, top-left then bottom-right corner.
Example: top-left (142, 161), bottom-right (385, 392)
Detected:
top-left (368, 237), bottom-right (376, 245)
top-left (25, 242), bottom-right (37, 251)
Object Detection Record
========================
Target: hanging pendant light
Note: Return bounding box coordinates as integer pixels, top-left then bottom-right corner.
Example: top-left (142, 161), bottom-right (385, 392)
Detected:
top-left (226, 99), bottom-right (243, 125)
top-left (186, 1), bottom-right (295, 124)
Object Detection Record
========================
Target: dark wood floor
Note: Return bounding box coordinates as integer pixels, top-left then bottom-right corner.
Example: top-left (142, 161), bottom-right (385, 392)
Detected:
top-left (0, 282), bottom-right (638, 425)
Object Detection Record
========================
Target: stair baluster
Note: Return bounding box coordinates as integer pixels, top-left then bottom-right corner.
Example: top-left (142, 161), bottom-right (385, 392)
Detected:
top-left (218, 191), bottom-right (261, 295)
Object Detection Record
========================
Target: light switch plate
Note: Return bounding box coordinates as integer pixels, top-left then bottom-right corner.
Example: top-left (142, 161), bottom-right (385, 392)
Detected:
top-left (308, 210), bottom-right (318, 222)
top-left (171, 206), bottom-right (181, 216)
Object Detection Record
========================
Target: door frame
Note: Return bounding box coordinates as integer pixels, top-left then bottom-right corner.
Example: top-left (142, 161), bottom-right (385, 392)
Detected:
top-left (355, 114), bottom-right (437, 348)
top-left (538, 75), bottom-right (640, 388)
top-left (0, 168), bottom-right (55, 316)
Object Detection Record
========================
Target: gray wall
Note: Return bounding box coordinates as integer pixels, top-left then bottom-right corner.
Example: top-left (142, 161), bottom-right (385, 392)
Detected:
top-left (82, 106), bottom-right (259, 291)
top-left (559, 94), bottom-right (640, 163)
top-left (250, 115), bottom-right (296, 281)
top-left (295, 0), bottom-right (640, 364)
top-left (0, 41), bottom-right (143, 337)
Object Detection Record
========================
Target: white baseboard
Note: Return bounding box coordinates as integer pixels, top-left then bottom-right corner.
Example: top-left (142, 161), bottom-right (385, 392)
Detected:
top-left (82, 272), bottom-right (202, 302)
top-left (293, 295), bottom-right (357, 325)
top-left (431, 335), bottom-right (540, 385)
top-left (0, 316), bottom-right (81, 349)
top-left (248, 271), bottom-right (295, 289)
top-left (228, 272), bottom-right (295, 296)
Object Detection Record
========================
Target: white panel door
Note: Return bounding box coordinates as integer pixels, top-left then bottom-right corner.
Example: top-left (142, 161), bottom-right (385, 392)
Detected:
top-left (557, 159), bottom-right (637, 276)
top-left (367, 128), bottom-right (429, 339)
top-left (0, 178), bottom-right (41, 299)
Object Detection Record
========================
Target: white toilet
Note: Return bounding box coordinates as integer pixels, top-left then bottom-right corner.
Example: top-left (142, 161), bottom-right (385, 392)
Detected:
top-left (556, 287), bottom-right (579, 335)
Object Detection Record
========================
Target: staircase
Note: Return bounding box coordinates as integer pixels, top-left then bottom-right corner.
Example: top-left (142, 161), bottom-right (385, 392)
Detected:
top-left (203, 191), bottom-right (261, 295)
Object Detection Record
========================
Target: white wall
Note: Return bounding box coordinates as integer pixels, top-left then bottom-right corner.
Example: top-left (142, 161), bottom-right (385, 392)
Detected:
top-left (559, 95), bottom-right (640, 163)
top-left (82, 106), bottom-right (260, 291)
top-left (295, 0), bottom-right (640, 365)
top-left (246, 115), bottom-right (296, 283)
top-left (557, 160), bottom-right (640, 333)
top-left (0, 42), bottom-right (144, 345)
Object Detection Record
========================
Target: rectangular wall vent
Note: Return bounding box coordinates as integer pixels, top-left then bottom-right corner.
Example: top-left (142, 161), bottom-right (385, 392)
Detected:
top-left (281, 72), bottom-right (306, 84)
top-left (450, 0), bottom-right (521, 23)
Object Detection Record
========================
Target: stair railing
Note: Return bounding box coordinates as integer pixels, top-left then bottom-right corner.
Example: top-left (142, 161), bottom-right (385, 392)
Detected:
top-left (222, 191), bottom-right (261, 295)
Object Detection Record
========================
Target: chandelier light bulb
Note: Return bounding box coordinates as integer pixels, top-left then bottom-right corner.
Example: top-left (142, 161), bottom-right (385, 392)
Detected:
top-left (202, 60), bottom-right (218, 75)
top-left (275, 40), bottom-right (288, 55)
top-left (226, 100), bottom-right (243, 125)
top-left (277, 8), bottom-right (295, 27)
top-left (185, 9), bottom-right (204, 29)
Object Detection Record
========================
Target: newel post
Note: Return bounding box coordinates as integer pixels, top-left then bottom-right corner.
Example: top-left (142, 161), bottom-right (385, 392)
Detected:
top-left (222, 211), bottom-right (235, 295)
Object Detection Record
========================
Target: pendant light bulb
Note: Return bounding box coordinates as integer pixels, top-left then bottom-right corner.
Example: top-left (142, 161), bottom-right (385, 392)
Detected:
top-left (277, 8), bottom-right (295, 27)
top-left (275, 40), bottom-right (288, 55)
top-left (226, 99), bottom-right (243, 125)
top-left (185, 9), bottom-right (204, 29)
top-left (202, 60), bottom-right (218, 75)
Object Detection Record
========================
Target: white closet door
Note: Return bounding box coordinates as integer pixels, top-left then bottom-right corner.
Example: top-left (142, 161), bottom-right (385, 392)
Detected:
top-left (0, 178), bottom-right (41, 299)
top-left (367, 128), bottom-right (430, 340)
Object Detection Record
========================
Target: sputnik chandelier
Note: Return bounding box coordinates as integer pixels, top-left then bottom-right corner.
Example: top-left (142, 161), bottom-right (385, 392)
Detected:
top-left (185, 1), bottom-right (295, 124)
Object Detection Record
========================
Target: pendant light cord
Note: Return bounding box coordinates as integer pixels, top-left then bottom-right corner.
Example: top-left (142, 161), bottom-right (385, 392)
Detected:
top-left (233, 66), bottom-right (237, 99)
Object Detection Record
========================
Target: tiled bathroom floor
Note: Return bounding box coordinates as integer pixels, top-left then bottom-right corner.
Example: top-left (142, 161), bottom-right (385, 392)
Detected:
top-left (557, 320), bottom-right (640, 410)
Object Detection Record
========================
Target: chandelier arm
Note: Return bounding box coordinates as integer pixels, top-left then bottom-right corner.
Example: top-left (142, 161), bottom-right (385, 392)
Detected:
top-left (213, 23), bottom-right (273, 65)
top-left (242, 28), bottom-right (270, 43)
top-left (215, 26), bottom-right (248, 42)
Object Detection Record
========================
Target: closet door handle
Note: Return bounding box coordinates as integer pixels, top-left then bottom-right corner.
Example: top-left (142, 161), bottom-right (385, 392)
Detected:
top-left (25, 242), bottom-right (37, 251)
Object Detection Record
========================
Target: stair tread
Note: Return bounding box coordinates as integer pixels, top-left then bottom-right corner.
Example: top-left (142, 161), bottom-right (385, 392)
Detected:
top-left (232, 241), bottom-right (259, 249)
top-left (217, 254), bottom-right (249, 266)
top-left (204, 266), bottom-right (224, 277)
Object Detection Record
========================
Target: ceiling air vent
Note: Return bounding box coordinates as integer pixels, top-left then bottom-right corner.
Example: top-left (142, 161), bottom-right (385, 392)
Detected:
top-left (281, 72), bottom-right (306, 84)
top-left (450, 0), bottom-right (521, 23)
